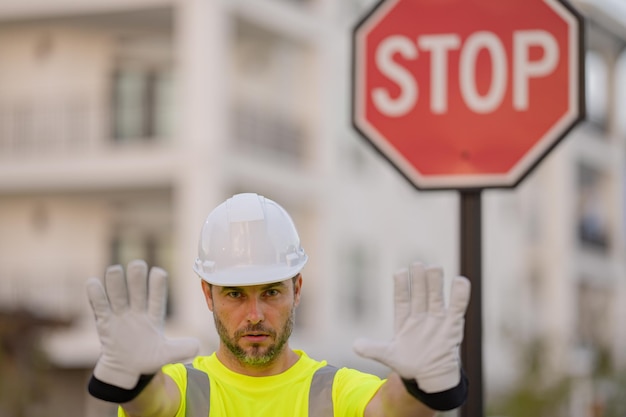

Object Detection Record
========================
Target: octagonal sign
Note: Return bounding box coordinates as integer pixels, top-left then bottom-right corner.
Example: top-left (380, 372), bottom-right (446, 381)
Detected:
top-left (352, 0), bottom-right (585, 190)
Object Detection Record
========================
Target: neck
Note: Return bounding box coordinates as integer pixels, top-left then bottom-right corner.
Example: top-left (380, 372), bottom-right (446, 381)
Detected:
top-left (216, 344), bottom-right (299, 377)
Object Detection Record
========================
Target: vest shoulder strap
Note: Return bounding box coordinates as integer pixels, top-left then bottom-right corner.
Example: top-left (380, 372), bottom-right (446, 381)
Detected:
top-left (309, 364), bottom-right (339, 417)
top-left (184, 363), bottom-right (210, 417)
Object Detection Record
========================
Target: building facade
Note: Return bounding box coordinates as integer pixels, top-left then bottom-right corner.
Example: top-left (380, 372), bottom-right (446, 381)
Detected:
top-left (0, 0), bottom-right (625, 416)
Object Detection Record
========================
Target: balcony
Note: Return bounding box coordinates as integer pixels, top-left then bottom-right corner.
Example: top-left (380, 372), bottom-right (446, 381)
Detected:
top-left (0, 98), bottom-right (101, 157)
top-left (0, 97), bottom-right (177, 193)
top-left (0, 267), bottom-right (87, 322)
top-left (0, 0), bottom-right (174, 22)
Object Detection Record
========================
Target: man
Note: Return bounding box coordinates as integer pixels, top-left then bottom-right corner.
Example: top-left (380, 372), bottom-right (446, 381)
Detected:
top-left (86, 193), bottom-right (471, 417)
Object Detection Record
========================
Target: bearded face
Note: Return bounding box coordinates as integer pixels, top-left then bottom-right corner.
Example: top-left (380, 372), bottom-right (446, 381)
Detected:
top-left (203, 277), bottom-right (301, 369)
top-left (213, 305), bottom-right (295, 366)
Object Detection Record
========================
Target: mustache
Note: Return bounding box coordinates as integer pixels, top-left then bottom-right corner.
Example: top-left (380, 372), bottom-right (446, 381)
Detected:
top-left (234, 323), bottom-right (276, 338)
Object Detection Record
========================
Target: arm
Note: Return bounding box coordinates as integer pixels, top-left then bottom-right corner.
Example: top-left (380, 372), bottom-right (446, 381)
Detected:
top-left (355, 263), bottom-right (471, 416)
top-left (86, 260), bottom-right (199, 416)
top-left (119, 371), bottom-right (181, 417)
top-left (365, 373), bottom-right (435, 417)
top-left (366, 369), bottom-right (469, 417)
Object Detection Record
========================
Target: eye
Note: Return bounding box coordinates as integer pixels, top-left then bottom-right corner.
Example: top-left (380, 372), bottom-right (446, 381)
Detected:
top-left (264, 288), bottom-right (280, 297)
top-left (226, 291), bottom-right (242, 299)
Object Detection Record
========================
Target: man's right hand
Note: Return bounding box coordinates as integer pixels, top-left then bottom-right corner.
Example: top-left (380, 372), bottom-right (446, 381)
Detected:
top-left (87, 260), bottom-right (199, 395)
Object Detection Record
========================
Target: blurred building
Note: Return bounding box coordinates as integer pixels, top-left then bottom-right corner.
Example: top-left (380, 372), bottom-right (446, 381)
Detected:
top-left (483, 1), bottom-right (626, 415)
top-left (0, 0), bottom-right (624, 416)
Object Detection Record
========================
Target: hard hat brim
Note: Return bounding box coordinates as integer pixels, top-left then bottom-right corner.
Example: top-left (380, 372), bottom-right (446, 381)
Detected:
top-left (193, 257), bottom-right (307, 286)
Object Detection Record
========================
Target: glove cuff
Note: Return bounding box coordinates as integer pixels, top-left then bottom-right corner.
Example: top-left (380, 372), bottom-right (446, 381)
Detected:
top-left (415, 365), bottom-right (462, 393)
top-left (88, 373), bottom-right (155, 403)
top-left (402, 368), bottom-right (468, 411)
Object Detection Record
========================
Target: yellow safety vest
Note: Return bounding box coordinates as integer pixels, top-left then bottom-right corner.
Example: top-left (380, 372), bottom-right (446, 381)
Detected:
top-left (184, 363), bottom-right (338, 417)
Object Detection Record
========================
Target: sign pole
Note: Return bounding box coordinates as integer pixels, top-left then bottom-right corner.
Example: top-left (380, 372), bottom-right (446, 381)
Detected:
top-left (460, 190), bottom-right (484, 417)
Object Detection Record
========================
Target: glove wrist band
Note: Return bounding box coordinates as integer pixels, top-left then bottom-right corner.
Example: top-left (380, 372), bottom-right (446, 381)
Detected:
top-left (88, 373), bottom-right (155, 403)
top-left (401, 369), bottom-right (468, 411)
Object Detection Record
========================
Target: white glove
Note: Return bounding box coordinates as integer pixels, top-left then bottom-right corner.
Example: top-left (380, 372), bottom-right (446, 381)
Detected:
top-left (353, 262), bottom-right (470, 393)
top-left (87, 259), bottom-right (200, 389)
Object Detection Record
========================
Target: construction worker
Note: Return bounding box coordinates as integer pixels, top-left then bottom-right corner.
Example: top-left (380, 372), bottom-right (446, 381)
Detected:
top-left (86, 192), bottom-right (471, 417)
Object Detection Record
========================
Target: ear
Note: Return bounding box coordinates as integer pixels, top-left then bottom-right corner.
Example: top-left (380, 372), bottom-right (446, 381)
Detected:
top-left (201, 281), bottom-right (214, 312)
top-left (293, 274), bottom-right (303, 307)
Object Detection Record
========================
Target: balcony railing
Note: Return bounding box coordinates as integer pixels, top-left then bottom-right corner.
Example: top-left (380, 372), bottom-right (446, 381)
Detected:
top-left (0, 98), bottom-right (172, 159)
top-left (0, 268), bottom-right (88, 321)
top-left (0, 99), bottom-right (102, 158)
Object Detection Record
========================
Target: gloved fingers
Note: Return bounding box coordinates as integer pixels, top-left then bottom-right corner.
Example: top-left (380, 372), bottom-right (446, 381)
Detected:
top-left (104, 265), bottom-right (129, 313)
top-left (409, 262), bottom-right (427, 314)
top-left (425, 266), bottom-right (445, 314)
top-left (393, 268), bottom-right (411, 333)
top-left (448, 276), bottom-right (471, 317)
top-left (162, 337), bottom-right (201, 364)
top-left (147, 266), bottom-right (168, 326)
top-left (127, 260), bottom-right (149, 313)
top-left (86, 277), bottom-right (111, 319)
top-left (352, 337), bottom-right (389, 364)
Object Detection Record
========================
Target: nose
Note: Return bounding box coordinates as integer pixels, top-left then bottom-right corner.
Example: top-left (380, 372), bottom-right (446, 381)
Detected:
top-left (245, 296), bottom-right (264, 324)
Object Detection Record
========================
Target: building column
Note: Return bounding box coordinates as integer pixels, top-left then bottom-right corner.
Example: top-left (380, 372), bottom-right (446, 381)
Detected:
top-left (172, 0), bottom-right (230, 351)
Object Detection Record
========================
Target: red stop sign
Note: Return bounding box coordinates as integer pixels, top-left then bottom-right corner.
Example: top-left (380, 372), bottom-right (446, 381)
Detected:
top-left (352, 0), bottom-right (584, 190)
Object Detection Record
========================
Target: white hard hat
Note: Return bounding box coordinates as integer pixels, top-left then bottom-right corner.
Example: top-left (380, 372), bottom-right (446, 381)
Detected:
top-left (193, 193), bottom-right (308, 286)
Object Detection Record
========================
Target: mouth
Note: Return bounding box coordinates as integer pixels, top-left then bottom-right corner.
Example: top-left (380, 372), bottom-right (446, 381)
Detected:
top-left (241, 333), bottom-right (269, 343)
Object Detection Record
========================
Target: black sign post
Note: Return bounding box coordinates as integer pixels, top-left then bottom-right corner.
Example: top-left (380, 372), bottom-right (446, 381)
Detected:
top-left (460, 190), bottom-right (484, 417)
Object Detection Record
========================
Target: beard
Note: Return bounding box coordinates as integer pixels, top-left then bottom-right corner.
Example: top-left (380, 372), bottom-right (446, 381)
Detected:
top-left (214, 307), bottom-right (295, 367)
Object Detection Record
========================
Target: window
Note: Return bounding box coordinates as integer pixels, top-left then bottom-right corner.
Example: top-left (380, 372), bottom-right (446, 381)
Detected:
top-left (585, 51), bottom-right (609, 131)
top-left (577, 163), bottom-right (610, 251)
top-left (110, 233), bottom-right (160, 267)
top-left (108, 197), bottom-right (174, 316)
top-left (110, 67), bottom-right (173, 142)
top-left (232, 104), bottom-right (306, 160)
top-left (109, 36), bottom-right (174, 143)
top-left (615, 50), bottom-right (626, 137)
top-left (576, 280), bottom-right (611, 350)
top-left (109, 231), bottom-right (174, 317)
top-left (231, 21), bottom-right (311, 162)
top-left (339, 245), bottom-right (377, 322)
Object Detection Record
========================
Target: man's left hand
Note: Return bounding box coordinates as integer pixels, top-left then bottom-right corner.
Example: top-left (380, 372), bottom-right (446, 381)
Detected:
top-left (353, 262), bottom-right (471, 393)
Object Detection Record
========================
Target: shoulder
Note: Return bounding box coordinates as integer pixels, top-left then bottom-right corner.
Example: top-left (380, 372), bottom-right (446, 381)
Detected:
top-left (190, 355), bottom-right (218, 372)
top-left (335, 367), bottom-right (384, 386)
top-left (161, 355), bottom-right (214, 388)
top-left (293, 350), bottom-right (327, 368)
top-left (332, 367), bottom-right (386, 415)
